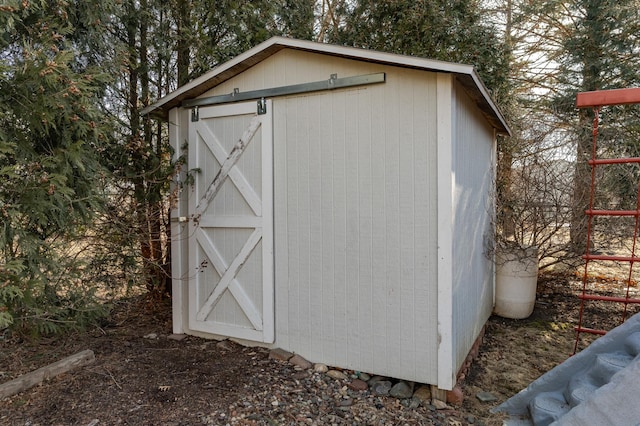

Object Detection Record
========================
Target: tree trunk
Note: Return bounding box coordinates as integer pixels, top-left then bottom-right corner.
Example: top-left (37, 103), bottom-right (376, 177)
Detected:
top-left (497, 0), bottom-right (516, 240)
top-left (569, 0), bottom-right (602, 255)
top-left (497, 136), bottom-right (516, 238)
top-left (140, 0), bottom-right (168, 297)
top-left (570, 108), bottom-right (595, 255)
top-left (175, 0), bottom-right (191, 87)
top-left (124, 0), bottom-right (154, 288)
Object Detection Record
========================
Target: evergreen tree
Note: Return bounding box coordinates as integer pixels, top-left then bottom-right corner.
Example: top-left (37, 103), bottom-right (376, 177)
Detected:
top-left (0, 1), bottom-right (111, 332)
top-left (481, 0), bottom-right (579, 267)
top-left (100, 0), bottom-right (298, 298)
top-left (327, 0), bottom-right (509, 96)
top-left (479, 0), bottom-right (640, 265)
top-left (545, 0), bottom-right (640, 253)
top-left (184, 0), bottom-right (293, 80)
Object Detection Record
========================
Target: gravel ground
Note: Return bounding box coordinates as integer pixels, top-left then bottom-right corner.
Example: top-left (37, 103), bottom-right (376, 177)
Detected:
top-left (0, 297), bottom-right (479, 426)
top-left (2, 271), bottom-right (636, 426)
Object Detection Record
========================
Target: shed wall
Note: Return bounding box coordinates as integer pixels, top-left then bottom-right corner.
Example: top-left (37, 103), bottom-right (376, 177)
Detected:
top-left (169, 106), bottom-right (193, 334)
top-left (200, 49), bottom-right (383, 100)
top-left (451, 82), bottom-right (496, 372)
top-left (169, 48), bottom-right (498, 387)
top-left (266, 57), bottom-right (440, 384)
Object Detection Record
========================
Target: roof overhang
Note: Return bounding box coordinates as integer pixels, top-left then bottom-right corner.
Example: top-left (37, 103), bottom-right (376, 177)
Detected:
top-left (142, 36), bottom-right (510, 136)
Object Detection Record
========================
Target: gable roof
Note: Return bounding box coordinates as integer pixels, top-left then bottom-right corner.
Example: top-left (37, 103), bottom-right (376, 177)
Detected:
top-left (142, 36), bottom-right (510, 135)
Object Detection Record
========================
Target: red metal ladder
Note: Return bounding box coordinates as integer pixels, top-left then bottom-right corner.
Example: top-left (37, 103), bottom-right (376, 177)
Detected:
top-left (573, 88), bottom-right (640, 353)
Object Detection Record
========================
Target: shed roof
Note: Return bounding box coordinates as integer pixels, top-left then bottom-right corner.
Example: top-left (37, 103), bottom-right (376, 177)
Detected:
top-left (142, 36), bottom-right (510, 135)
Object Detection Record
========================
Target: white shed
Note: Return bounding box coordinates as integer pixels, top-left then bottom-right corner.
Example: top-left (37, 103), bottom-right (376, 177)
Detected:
top-left (143, 37), bottom-right (510, 391)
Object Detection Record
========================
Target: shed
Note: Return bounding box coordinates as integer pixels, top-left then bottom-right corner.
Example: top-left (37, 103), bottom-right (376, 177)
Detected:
top-left (143, 37), bottom-right (510, 391)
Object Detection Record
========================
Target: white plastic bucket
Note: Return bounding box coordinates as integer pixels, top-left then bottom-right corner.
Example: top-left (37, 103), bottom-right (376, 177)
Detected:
top-left (494, 246), bottom-right (539, 319)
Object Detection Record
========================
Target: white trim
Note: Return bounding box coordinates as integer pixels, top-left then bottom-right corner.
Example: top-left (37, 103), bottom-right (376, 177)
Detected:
top-left (142, 37), bottom-right (470, 115)
top-left (197, 216), bottom-right (263, 228)
top-left (272, 99), bottom-right (288, 350)
top-left (192, 322), bottom-right (265, 342)
top-left (261, 100), bottom-right (275, 344)
top-left (169, 107), bottom-right (185, 334)
top-left (436, 73), bottom-right (455, 390)
top-left (198, 101), bottom-right (263, 119)
top-left (193, 116), bottom-right (263, 217)
top-left (187, 100), bottom-right (275, 344)
top-left (141, 37), bottom-right (509, 135)
top-left (186, 103), bottom-right (200, 333)
top-left (492, 128), bottom-right (498, 307)
top-left (194, 227), bottom-right (263, 326)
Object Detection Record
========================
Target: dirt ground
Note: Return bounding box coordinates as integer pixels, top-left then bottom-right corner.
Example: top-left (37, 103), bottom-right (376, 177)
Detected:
top-left (1, 271), bottom-right (638, 426)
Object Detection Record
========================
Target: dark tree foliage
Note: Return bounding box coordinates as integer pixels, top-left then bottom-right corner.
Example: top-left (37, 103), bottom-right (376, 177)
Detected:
top-left (182, 0), bottom-right (308, 80)
top-left (543, 0), bottom-right (640, 252)
top-left (277, 0), bottom-right (315, 40)
top-left (327, 0), bottom-right (509, 99)
top-left (0, 0), bottom-right (517, 334)
top-left (0, 1), bottom-right (112, 333)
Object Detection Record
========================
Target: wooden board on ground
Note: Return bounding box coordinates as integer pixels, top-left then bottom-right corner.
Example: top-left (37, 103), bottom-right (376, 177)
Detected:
top-left (0, 349), bottom-right (95, 399)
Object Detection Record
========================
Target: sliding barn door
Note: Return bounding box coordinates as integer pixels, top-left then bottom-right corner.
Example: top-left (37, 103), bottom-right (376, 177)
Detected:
top-left (187, 101), bottom-right (274, 343)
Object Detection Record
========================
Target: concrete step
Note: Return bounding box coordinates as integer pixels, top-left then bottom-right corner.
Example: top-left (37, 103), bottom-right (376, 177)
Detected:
top-left (563, 376), bottom-right (598, 407)
top-left (528, 392), bottom-right (570, 426)
top-left (496, 314), bottom-right (640, 425)
top-left (589, 352), bottom-right (633, 385)
top-left (624, 331), bottom-right (640, 356)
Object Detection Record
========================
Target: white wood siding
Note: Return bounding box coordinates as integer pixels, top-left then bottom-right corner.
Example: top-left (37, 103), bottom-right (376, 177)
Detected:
top-left (451, 82), bottom-right (496, 373)
top-left (169, 107), bottom-right (192, 334)
top-left (272, 63), bottom-right (439, 384)
top-left (436, 74), bottom-right (455, 389)
top-left (187, 103), bottom-right (274, 342)
top-left (171, 48), bottom-right (500, 387)
top-left (200, 49), bottom-right (382, 100)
